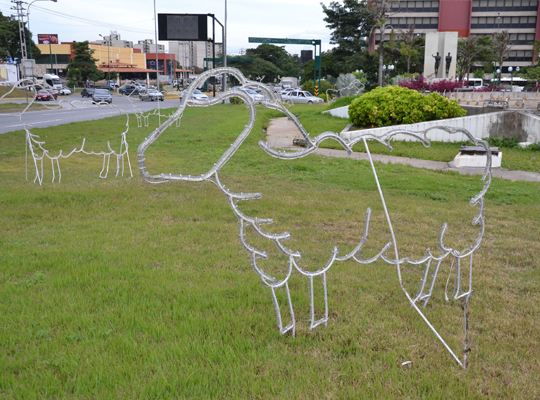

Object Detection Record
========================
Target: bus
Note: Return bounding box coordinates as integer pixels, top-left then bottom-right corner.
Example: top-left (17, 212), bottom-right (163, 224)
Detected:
top-left (489, 76), bottom-right (528, 92)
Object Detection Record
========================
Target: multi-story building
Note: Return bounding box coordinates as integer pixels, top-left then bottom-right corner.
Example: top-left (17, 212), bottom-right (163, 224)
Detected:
top-left (375, 0), bottom-right (540, 70)
top-left (169, 41), bottom-right (223, 70)
top-left (133, 39), bottom-right (165, 54)
top-left (96, 33), bottom-right (133, 49)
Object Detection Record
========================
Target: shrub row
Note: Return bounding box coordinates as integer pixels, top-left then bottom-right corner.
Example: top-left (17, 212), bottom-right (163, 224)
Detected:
top-left (348, 86), bottom-right (466, 127)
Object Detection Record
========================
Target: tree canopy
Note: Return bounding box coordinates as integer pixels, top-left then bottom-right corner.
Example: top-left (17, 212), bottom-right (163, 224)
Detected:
top-left (67, 41), bottom-right (104, 83)
top-left (321, 0), bottom-right (371, 55)
top-left (230, 44), bottom-right (301, 83)
top-left (0, 12), bottom-right (40, 62)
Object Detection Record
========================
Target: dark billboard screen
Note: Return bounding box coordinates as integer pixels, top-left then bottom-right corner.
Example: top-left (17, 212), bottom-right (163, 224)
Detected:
top-left (158, 14), bottom-right (208, 41)
top-left (301, 50), bottom-right (313, 64)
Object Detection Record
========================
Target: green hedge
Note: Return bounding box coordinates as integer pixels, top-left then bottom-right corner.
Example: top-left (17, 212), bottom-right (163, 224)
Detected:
top-left (348, 86), bottom-right (466, 127)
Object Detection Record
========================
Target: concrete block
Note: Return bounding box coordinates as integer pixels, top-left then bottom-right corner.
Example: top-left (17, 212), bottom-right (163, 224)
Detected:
top-left (453, 152), bottom-right (502, 168)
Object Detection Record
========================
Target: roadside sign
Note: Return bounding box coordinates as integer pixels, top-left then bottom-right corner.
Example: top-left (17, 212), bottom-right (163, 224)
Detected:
top-left (38, 34), bottom-right (58, 44)
top-left (314, 85), bottom-right (319, 96)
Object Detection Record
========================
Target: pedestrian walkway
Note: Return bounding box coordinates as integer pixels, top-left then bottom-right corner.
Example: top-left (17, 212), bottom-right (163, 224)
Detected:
top-left (266, 117), bottom-right (540, 183)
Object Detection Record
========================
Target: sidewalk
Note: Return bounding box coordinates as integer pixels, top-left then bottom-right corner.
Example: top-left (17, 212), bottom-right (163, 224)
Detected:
top-left (266, 117), bottom-right (540, 183)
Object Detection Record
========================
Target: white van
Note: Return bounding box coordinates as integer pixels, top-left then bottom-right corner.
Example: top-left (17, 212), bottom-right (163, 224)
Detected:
top-left (42, 74), bottom-right (63, 91)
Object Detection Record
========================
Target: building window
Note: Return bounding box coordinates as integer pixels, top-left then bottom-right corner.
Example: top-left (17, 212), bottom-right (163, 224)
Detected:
top-left (473, 0), bottom-right (537, 11)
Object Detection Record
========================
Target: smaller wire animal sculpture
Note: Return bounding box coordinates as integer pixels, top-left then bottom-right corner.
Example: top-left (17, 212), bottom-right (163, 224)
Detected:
top-left (326, 78), bottom-right (365, 104)
top-left (138, 68), bottom-right (492, 368)
top-left (0, 79), bottom-right (132, 183)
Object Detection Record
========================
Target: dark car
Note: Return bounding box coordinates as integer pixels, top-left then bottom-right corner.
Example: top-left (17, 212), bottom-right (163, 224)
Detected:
top-left (97, 84), bottom-right (116, 91)
top-left (139, 89), bottom-right (164, 101)
top-left (119, 84), bottom-right (142, 96)
top-left (81, 88), bottom-right (95, 98)
top-left (92, 88), bottom-right (113, 104)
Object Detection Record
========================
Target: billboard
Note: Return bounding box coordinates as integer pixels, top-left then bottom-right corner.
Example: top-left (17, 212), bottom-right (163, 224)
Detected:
top-left (158, 14), bottom-right (208, 41)
top-left (301, 50), bottom-right (313, 64)
top-left (38, 34), bottom-right (59, 44)
top-left (0, 64), bottom-right (19, 84)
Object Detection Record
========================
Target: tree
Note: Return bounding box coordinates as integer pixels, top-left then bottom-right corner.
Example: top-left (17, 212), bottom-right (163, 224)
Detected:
top-left (399, 25), bottom-right (423, 74)
top-left (531, 39), bottom-right (540, 64)
top-left (457, 36), bottom-right (493, 80)
top-left (366, 0), bottom-right (393, 87)
top-left (67, 41), bottom-right (104, 83)
top-left (245, 44), bottom-right (301, 78)
top-left (493, 30), bottom-right (512, 71)
top-left (66, 67), bottom-right (80, 87)
top-left (229, 57), bottom-right (281, 83)
top-left (321, 0), bottom-right (386, 82)
top-left (321, 0), bottom-right (371, 55)
top-left (0, 12), bottom-right (41, 62)
top-left (230, 44), bottom-right (301, 84)
top-left (301, 51), bottom-right (341, 84)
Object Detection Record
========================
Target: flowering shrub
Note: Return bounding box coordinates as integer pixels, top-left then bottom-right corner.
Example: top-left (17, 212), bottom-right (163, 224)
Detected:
top-left (398, 76), bottom-right (464, 93)
top-left (348, 86), bottom-right (466, 127)
top-left (473, 86), bottom-right (496, 92)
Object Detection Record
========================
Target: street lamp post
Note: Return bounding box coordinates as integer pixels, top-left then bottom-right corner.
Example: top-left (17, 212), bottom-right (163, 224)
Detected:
top-left (99, 34), bottom-right (111, 85)
top-left (27, 0), bottom-right (58, 60)
top-left (388, 64), bottom-right (394, 86)
top-left (496, 68), bottom-right (501, 90)
top-left (509, 66), bottom-right (513, 91)
top-left (382, 65), bottom-right (387, 87)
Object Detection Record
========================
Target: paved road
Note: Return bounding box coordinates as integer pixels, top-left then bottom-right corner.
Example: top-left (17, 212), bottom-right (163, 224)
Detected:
top-left (0, 94), bottom-right (182, 134)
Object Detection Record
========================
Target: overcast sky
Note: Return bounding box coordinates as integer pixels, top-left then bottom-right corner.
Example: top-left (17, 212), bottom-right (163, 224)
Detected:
top-left (0, 0), bottom-right (337, 56)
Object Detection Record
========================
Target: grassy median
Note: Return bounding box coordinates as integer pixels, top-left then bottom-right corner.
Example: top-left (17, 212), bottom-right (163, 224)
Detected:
top-left (0, 103), bottom-right (539, 398)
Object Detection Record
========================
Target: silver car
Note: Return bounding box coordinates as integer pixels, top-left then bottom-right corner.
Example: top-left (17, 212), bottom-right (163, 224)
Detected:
top-left (282, 90), bottom-right (323, 104)
top-left (240, 88), bottom-right (264, 103)
top-left (92, 88), bottom-right (112, 104)
top-left (180, 89), bottom-right (209, 101)
top-left (139, 89), bottom-right (164, 101)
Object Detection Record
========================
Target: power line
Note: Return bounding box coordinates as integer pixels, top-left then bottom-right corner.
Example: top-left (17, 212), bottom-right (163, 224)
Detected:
top-left (29, 3), bottom-right (155, 35)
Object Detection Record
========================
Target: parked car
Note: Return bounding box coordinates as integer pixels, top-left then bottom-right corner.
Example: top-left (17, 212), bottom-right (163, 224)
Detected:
top-left (108, 80), bottom-right (119, 88)
top-left (97, 84), bottom-right (116, 91)
top-left (282, 90), bottom-right (324, 104)
top-left (180, 89), bottom-right (209, 101)
top-left (280, 88), bottom-right (295, 95)
top-left (240, 88), bottom-right (264, 103)
top-left (129, 80), bottom-right (146, 89)
top-left (58, 86), bottom-right (72, 95)
top-left (45, 89), bottom-right (59, 98)
top-left (139, 89), bottom-right (165, 102)
top-left (119, 84), bottom-right (143, 96)
top-left (35, 89), bottom-right (56, 101)
top-left (92, 88), bottom-right (113, 103)
top-left (81, 88), bottom-right (95, 98)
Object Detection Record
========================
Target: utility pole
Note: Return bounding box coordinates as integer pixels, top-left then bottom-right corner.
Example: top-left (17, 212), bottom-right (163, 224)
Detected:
top-left (11, 0), bottom-right (28, 60)
top-left (223, 0), bottom-right (227, 91)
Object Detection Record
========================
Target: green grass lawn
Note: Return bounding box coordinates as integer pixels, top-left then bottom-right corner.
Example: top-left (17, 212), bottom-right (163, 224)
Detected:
top-left (1, 103), bottom-right (539, 398)
top-left (288, 103), bottom-right (540, 173)
top-left (0, 102), bottom-right (50, 113)
top-left (0, 86), bottom-right (30, 99)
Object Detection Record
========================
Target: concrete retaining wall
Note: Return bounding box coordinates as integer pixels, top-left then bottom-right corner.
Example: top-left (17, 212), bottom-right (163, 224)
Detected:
top-left (331, 106), bottom-right (540, 144)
